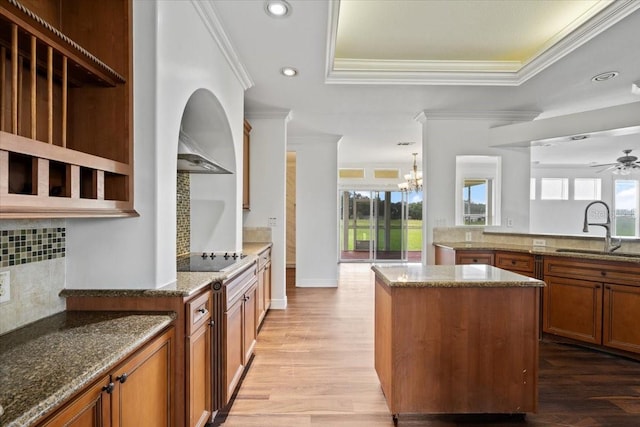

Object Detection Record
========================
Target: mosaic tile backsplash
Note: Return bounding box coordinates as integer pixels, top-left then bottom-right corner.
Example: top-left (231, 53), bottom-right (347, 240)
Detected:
top-left (177, 172), bottom-right (190, 255)
top-left (0, 227), bottom-right (66, 268)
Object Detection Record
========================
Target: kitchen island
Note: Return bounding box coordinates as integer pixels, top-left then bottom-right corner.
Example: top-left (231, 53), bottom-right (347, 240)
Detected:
top-left (372, 263), bottom-right (545, 422)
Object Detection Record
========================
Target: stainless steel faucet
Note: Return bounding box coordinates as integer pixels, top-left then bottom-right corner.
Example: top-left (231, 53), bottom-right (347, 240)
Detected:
top-left (583, 201), bottom-right (621, 252)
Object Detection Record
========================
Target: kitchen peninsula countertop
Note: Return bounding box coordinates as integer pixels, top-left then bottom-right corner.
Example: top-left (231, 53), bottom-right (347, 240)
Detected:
top-left (60, 242), bottom-right (273, 299)
top-left (0, 311), bottom-right (174, 427)
top-left (372, 263), bottom-right (544, 288)
top-left (434, 241), bottom-right (640, 263)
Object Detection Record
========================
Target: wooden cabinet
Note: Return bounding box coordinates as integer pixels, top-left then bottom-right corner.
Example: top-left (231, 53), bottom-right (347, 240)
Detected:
top-left (543, 275), bottom-right (603, 344)
top-left (433, 246), bottom-right (494, 265)
top-left (242, 119), bottom-right (251, 210)
top-left (543, 257), bottom-right (640, 354)
top-left (603, 283), bottom-right (640, 353)
top-left (495, 251), bottom-right (536, 278)
top-left (186, 291), bottom-right (212, 427)
top-left (456, 250), bottom-right (494, 265)
top-left (38, 327), bottom-right (173, 427)
top-left (374, 276), bottom-right (539, 416)
top-left (222, 267), bottom-right (257, 403)
top-left (257, 246), bottom-right (272, 326)
top-left (38, 374), bottom-right (111, 427)
top-left (0, 0), bottom-right (134, 218)
top-left (65, 289), bottom-right (213, 427)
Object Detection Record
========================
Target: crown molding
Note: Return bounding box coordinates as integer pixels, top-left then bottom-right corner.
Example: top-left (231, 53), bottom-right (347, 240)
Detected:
top-left (245, 109), bottom-right (293, 121)
top-left (326, 0), bottom-right (640, 86)
top-left (192, 1), bottom-right (254, 90)
top-left (415, 110), bottom-right (541, 123)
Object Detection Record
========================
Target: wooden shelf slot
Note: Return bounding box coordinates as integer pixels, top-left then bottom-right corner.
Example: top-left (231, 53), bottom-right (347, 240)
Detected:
top-left (80, 166), bottom-right (97, 199)
top-left (7, 150), bottom-right (35, 194)
top-left (48, 159), bottom-right (69, 197)
top-left (104, 171), bottom-right (128, 202)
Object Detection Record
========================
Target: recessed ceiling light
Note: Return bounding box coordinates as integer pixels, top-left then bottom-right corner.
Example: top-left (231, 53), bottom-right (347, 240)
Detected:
top-left (397, 142), bottom-right (414, 146)
top-left (265, 0), bottom-right (291, 18)
top-left (570, 135), bottom-right (589, 141)
top-left (280, 67), bottom-right (298, 77)
top-left (591, 71), bottom-right (619, 82)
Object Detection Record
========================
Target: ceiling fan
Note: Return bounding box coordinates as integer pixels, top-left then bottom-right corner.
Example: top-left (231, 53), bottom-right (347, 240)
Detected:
top-left (591, 149), bottom-right (640, 175)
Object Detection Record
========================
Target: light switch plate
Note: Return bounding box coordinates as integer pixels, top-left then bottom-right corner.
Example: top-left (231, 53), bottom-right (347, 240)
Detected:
top-left (0, 271), bottom-right (10, 303)
top-left (533, 239), bottom-right (546, 247)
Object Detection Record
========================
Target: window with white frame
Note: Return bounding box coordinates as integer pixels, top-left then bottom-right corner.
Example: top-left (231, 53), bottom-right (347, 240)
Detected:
top-left (540, 178), bottom-right (569, 200)
top-left (614, 179), bottom-right (639, 237)
top-left (574, 178), bottom-right (601, 200)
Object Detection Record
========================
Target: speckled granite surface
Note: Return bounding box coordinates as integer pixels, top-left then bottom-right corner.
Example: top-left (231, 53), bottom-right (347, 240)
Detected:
top-left (0, 311), bottom-right (174, 427)
top-left (372, 263), bottom-right (545, 288)
top-left (434, 241), bottom-right (640, 263)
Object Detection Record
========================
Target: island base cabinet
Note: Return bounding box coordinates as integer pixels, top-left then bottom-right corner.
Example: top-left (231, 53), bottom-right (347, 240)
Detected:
top-left (604, 284), bottom-right (640, 353)
top-left (543, 276), bottom-right (602, 344)
top-left (375, 278), bottom-right (539, 415)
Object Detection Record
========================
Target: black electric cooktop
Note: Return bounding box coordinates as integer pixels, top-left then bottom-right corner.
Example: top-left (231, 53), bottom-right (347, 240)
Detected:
top-left (177, 252), bottom-right (246, 272)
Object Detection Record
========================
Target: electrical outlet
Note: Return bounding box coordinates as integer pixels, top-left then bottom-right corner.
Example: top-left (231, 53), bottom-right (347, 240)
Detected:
top-left (0, 271), bottom-right (10, 304)
top-left (507, 218), bottom-right (514, 227)
top-left (465, 232), bottom-right (472, 242)
top-left (533, 239), bottom-right (546, 247)
top-left (268, 217), bottom-right (277, 227)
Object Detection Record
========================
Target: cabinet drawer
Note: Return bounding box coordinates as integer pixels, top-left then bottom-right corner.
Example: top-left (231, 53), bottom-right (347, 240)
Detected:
top-left (258, 247), bottom-right (272, 271)
top-left (187, 291), bottom-right (211, 336)
top-left (545, 257), bottom-right (640, 286)
top-left (226, 263), bottom-right (258, 309)
top-left (495, 251), bottom-right (534, 274)
top-left (455, 251), bottom-right (494, 265)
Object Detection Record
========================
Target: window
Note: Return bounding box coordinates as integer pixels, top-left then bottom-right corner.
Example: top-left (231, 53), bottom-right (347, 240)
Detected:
top-left (540, 178), bottom-right (568, 200)
top-left (455, 155), bottom-right (501, 226)
top-left (462, 179), bottom-right (489, 225)
top-left (614, 180), bottom-right (639, 237)
top-left (574, 178), bottom-right (601, 200)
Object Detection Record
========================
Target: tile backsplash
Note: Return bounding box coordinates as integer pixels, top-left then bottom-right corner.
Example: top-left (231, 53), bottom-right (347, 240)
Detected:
top-left (177, 172), bottom-right (190, 256)
top-left (0, 227), bottom-right (65, 268)
top-left (0, 220), bottom-right (66, 335)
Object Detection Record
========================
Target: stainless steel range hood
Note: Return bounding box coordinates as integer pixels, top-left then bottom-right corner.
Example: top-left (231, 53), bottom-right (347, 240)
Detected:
top-left (177, 129), bottom-right (233, 174)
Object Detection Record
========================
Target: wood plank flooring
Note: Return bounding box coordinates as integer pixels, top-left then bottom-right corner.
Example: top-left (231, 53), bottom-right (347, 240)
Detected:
top-left (214, 264), bottom-right (640, 427)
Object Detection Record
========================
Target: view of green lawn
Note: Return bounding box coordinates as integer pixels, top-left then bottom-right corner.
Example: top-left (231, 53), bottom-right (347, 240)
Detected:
top-left (340, 219), bottom-right (422, 251)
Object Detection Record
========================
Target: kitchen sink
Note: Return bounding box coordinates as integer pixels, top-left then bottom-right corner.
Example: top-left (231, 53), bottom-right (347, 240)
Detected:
top-left (555, 248), bottom-right (640, 258)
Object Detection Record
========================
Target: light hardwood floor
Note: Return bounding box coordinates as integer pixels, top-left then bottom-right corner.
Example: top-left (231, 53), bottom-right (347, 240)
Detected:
top-left (215, 264), bottom-right (640, 427)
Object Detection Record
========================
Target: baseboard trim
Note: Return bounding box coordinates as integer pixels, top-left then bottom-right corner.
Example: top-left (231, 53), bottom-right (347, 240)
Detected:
top-left (270, 296), bottom-right (287, 310)
top-left (296, 279), bottom-right (338, 288)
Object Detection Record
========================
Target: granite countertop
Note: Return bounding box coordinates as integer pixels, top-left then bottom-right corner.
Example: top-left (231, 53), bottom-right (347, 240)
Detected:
top-left (434, 241), bottom-right (640, 263)
top-left (60, 242), bottom-right (273, 299)
top-left (0, 311), bottom-right (175, 427)
top-left (372, 263), bottom-right (545, 288)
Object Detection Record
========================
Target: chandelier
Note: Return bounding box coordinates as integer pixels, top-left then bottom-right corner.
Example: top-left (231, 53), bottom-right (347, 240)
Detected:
top-left (398, 153), bottom-right (423, 192)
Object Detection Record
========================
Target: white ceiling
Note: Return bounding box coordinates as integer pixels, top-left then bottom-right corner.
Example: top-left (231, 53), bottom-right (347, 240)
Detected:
top-left (212, 0), bottom-right (640, 166)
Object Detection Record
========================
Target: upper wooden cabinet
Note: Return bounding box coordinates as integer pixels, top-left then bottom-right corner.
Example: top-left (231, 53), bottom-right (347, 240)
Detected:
top-left (242, 119), bottom-right (251, 210)
top-left (0, 0), bottom-right (134, 218)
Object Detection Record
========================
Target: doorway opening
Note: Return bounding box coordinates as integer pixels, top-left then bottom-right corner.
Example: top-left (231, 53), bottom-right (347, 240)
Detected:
top-left (339, 190), bottom-right (422, 262)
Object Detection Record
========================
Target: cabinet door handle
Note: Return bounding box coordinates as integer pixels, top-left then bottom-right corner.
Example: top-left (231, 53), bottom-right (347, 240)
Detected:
top-left (595, 284), bottom-right (601, 289)
top-left (102, 382), bottom-right (115, 394)
top-left (472, 259), bottom-right (478, 263)
top-left (511, 260), bottom-right (516, 265)
top-left (600, 271), bottom-right (607, 276)
top-left (209, 319), bottom-right (215, 327)
top-left (116, 373), bottom-right (128, 383)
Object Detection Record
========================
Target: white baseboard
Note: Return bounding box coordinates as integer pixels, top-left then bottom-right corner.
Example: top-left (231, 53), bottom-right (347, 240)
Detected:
top-left (270, 296), bottom-right (287, 310)
top-left (295, 279), bottom-right (338, 288)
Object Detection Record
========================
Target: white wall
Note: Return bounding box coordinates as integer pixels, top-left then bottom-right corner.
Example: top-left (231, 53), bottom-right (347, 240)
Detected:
top-left (530, 166), bottom-right (614, 236)
top-left (290, 136), bottom-right (340, 287)
top-left (243, 113), bottom-right (290, 308)
top-left (418, 113), bottom-right (533, 263)
top-left (65, 1), bottom-right (246, 289)
top-left (338, 161), bottom-right (421, 191)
